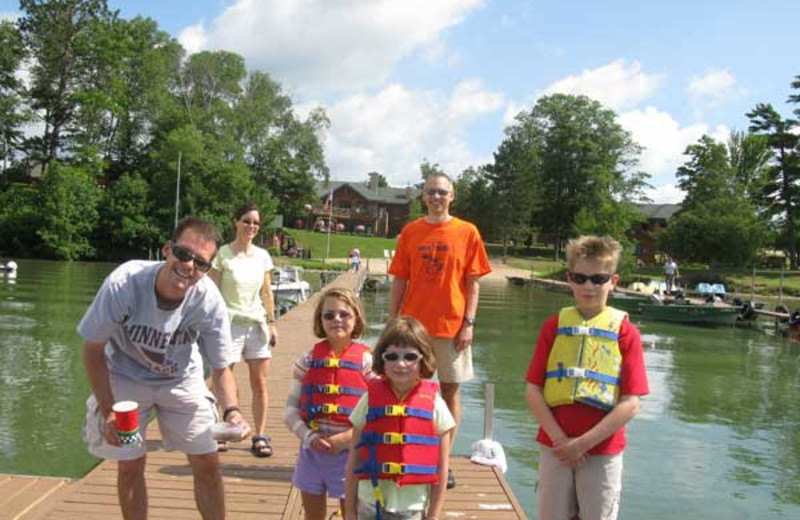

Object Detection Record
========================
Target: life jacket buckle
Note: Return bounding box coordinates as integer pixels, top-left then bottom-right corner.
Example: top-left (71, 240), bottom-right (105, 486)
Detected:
top-left (565, 367), bottom-right (586, 378)
top-left (320, 403), bottom-right (340, 414)
top-left (575, 326), bottom-right (591, 336)
top-left (382, 432), bottom-right (404, 444)
top-left (326, 358), bottom-right (340, 368)
top-left (323, 384), bottom-right (340, 394)
top-left (384, 405), bottom-right (407, 416)
top-left (381, 462), bottom-right (405, 474)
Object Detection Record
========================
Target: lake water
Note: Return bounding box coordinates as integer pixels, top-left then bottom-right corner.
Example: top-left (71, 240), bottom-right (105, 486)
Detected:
top-left (1, 260), bottom-right (799, 519)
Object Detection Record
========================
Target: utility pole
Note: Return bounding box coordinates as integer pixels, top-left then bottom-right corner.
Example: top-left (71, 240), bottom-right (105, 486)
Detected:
top-left (174, 152), bottom-right (182, 229)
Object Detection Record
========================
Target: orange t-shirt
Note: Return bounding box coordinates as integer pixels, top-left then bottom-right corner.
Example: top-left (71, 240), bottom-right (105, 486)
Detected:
top-left (389, 217), bottom-right (492, 338)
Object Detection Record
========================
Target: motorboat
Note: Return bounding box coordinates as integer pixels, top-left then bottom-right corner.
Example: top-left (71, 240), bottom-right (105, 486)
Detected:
top-left (0, 260), bottom-right (18, 274)
top-left (271, 267), bottom-right (312, 316)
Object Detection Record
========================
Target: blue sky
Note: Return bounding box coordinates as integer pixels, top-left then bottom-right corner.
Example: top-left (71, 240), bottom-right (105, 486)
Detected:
top-left (3, 0), bottom-right (799, 202)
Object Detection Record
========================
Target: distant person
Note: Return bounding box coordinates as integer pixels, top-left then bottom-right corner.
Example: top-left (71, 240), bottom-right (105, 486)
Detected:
top-left (80, 216), bottom-right (250, 520)
top-left (349, 247), bottom-right (361, 272)
top-left (209, 202), bottom-right (278, 457)
top-left (388, 171), bottom-right (491, 489)
top-left (284, 288), bottom-right (376, 520)
top-left (525, 235), bottom-right (649, 520)
top-left (664, 257), bottom-right (679, 293)
top-left (345, 316), bottom-right (455, 520)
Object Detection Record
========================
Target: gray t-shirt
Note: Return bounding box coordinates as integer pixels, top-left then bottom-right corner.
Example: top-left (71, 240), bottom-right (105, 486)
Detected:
top-left (78, 260), bottom-right (232, 383)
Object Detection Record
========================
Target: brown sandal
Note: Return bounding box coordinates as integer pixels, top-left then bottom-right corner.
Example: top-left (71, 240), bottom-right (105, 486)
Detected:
top-left (250, 435), bottom-right (273, 457)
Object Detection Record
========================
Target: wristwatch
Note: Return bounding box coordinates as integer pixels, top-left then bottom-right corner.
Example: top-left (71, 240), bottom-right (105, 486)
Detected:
top-left (464, 316), bottom-right (475, 326)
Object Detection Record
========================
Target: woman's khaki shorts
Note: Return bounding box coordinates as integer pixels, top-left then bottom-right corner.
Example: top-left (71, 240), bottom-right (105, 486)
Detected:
top-left (430, 337), bottom-right (474, 383)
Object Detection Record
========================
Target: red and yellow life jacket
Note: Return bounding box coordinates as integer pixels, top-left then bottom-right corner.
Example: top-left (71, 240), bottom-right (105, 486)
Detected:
top-left (356, 378), bottom-right (440, 487)
top-left (299, 340), bottom-right (370, 427)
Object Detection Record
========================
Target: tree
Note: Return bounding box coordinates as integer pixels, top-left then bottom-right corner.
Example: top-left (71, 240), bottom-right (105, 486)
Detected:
top-left (727, 130), bottom-right (771, 209)
top-left (95, 173), bottom-right (160, 259)
top-left (19, 0), bottom-right (116, 168)
top-left (37, 162), bottom-right (100, 259)
top-left (0, 21), bottom-right (29, 174)
top-left (660, 135), bottom-right (767, 267)
top-left (497, 94), bottom-right (647, 258)
top-left (747, 103), bottom-right (800, 268)
top-left (451, 165), bottom-right (497, 239)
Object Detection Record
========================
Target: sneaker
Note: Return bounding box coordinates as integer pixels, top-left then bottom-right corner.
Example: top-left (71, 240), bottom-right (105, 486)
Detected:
top-left (447, 468), bottom-right (456, 489)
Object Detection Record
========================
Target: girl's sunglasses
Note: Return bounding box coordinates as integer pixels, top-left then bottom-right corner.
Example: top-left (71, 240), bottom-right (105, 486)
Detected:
top-left (568, 271), bottom-right (613, 285)
top-left (171, 243), bottom-right (213, 272)
top-left (322, 310), bottom-right (353, 321)
top-left (381, 351), bottom-right (421, 363)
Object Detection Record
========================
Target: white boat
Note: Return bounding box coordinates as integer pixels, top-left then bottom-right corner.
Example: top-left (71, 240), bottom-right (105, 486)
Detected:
top-left (271, 267), bottom-right (312, 316)
top-left (0, 260), bottom-right (18, 274)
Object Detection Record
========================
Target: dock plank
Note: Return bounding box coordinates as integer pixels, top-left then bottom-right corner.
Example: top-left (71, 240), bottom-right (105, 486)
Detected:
top-left (7, 268), bottom-right (527, 520)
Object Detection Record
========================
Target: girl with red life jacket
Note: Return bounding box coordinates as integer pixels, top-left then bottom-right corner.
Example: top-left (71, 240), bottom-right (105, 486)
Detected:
top-left (345, 317), bottom-right (455, 520)
top-left (284, 288), bottom-right (377, 520)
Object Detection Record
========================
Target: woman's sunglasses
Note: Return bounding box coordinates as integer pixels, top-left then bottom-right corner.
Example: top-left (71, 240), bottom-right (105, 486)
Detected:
top-left (240, 218), bottom-right (260, 226)
top-left (381, 351), bottom-right (422, 363)
top-left (568, 271), bottom-right (613, 285)
top-left (171, 243), bottom-right (213, 272)
top-left (322, 310), bottom-right (353, 321)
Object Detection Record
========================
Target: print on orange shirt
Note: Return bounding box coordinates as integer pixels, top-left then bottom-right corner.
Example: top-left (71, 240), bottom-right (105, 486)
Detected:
top-left (419, 242), bottom-right (448, 278)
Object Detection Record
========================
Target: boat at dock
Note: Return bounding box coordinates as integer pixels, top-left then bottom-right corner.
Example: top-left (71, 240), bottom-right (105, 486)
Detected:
top-left (639, 302), bottom-right (742, 325)
top-left (271, 266), bottom-right (312, 316)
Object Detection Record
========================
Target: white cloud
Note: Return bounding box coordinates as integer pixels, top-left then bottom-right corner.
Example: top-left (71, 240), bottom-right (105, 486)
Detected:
top-left (177, 23), bottom-right (207, 56)
top-left (687, 69), bottom-right (747, 116)
top-left (178, 0), bottom-right (485, 92)
top-left (542, 59), bottom-right (664, 111)
top-left (618, 106), bottom-right (708, 185)
top-left (0, 12), bottom-right (18, 22)
top-left (643, 183), bottom-right (685, 204)
top-left (320, 80), bottom-right (504, 184)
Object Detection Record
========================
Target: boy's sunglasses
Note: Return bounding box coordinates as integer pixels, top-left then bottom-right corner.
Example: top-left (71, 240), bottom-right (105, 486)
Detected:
top-left (425, 188), bottom-right (450, 197)
top-left (381, 351), bottom-right (422, 363)
top-left (322, 310), bottom-right (353, 321)
top-left (568, 272), bottom-right (613, 285)
top-left (171, 243), bottom-right (213, 272)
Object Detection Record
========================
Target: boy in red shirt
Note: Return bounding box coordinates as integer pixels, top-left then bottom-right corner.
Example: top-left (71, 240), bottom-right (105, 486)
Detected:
top-left (525, 235), bottom-right (649, 520)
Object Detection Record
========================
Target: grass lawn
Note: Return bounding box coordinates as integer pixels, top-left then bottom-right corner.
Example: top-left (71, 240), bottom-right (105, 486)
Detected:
top-left (285, 229), bottom-right (398, 259)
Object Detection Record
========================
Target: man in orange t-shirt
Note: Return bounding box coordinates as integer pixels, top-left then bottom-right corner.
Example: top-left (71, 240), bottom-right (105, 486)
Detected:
top-left (388, 172), bottom-right (491, 488)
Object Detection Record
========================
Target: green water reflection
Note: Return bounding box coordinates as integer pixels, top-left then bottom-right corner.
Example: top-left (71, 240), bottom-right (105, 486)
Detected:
top-left (1, 262), bottom-right (799, 519)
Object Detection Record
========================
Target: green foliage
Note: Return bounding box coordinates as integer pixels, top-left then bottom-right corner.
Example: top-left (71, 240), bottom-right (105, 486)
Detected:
top-left (0, 21), bottom-right (29, 159)
top-left (96, 173), bottom-right (160, 259)
top-left (37, 163), bottom-right (101, 259)
top-left (0, 184), bottom-right (42, 255)
top-left (407, 197), bottom-right (424, 222)
top-left (365, 172), bottom-right (388, 188)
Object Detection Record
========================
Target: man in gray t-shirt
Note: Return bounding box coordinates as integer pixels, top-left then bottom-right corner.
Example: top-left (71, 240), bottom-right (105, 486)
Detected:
top-left (79, 217), bottom-right (250, 520)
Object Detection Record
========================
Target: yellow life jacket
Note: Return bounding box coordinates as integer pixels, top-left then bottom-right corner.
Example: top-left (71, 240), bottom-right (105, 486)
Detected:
top-left (543, 306), bottom-right (627, 411)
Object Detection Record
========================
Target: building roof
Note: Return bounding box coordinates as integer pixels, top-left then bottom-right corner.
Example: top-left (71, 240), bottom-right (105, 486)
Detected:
top-left (315, 180), bottom-right (420, 205)
top-left (635, 203), bottom-right (681, 220)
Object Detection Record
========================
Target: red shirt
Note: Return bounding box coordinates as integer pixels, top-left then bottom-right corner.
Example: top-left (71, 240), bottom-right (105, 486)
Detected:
top-left (525, 314), bottom-right (649, 455)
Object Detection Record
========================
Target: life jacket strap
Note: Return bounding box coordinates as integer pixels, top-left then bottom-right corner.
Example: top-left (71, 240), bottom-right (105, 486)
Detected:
top-left (556, 326), bottom-right (619, 341)
top-left (302, 383), bottom-right (366, 396)
top-left (311, 403), bottom-right (354, 415)
top-left (357, 430), bottom-right (440, 446)
top-left (308, 358), bottom-right (363, 370)
top-left (545, 363), bottom-right (620, 385)
top-left (366, 405), bottom-right (433, 422)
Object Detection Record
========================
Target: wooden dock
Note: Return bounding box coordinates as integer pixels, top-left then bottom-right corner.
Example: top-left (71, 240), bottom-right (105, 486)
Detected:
top-left (2, 268), bottom-right (528, 520)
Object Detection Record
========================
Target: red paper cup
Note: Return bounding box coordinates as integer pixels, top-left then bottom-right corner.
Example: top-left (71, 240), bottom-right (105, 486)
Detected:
top-left (112, 400), bottom-right (140, 445)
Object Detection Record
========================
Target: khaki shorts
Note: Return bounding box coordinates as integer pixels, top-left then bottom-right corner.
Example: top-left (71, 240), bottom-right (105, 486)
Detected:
top-left (537, 445), bottom-right (623, 520)
top-left (431, 337), bottom-right (474, 384)
top-left (83, 373), bottom-right (218, 461)
top-left (230, 321), bottom-right (272, 361)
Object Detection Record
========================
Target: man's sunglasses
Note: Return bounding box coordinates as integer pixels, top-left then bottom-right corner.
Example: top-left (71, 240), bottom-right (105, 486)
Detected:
top-left (381, 351), bottom-right (422, 363)
top-left (322, 310), bottom-right (353, 321)
top-left (171, 243), bottom-right (213, 272)
top-left (425, 188), bottom-right (450, 197)
top-left (568, 272), bottom-right (613, 285)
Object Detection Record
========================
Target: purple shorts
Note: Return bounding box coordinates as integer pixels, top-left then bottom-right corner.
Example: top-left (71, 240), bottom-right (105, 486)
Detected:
top-left (292, 446), bottom-right (349, 498)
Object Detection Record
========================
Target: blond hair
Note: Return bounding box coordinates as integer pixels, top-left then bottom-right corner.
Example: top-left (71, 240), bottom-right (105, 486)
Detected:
top-left (312, 288), bottom-right (366, 339)
top-left (566, 235), bottom-right (622, 273)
